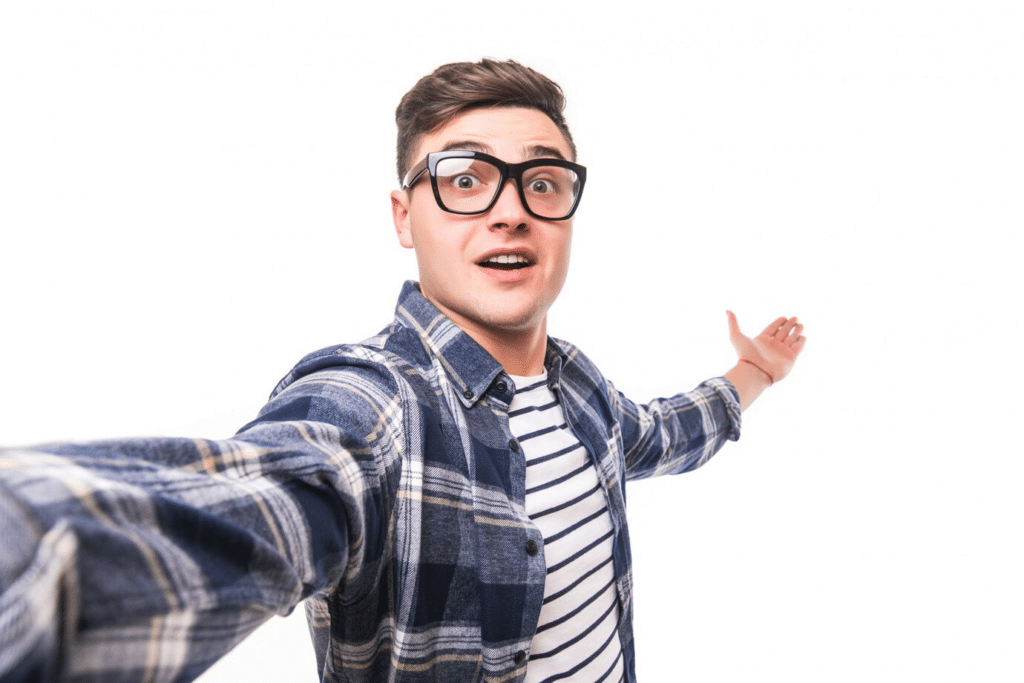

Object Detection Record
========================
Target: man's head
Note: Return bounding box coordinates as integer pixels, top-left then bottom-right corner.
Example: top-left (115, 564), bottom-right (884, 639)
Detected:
top-left (390, 60), bottom-right (582, 374)
top-left (394, 59), bottom-right (577, 183)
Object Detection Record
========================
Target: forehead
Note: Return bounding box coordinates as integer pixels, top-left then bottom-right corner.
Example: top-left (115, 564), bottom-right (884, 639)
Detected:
top-left (413, 106), bottom-right (574, 163)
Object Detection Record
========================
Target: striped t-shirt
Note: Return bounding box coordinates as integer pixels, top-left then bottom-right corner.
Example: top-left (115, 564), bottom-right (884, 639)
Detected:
top-left (509, 373), bottom-right (625, 683)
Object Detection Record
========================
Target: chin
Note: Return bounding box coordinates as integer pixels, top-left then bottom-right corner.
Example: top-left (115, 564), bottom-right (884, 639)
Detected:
top-left (478, 305), bottom-right (548, 332)
top-left (429, 286), bottom-right (552, 334)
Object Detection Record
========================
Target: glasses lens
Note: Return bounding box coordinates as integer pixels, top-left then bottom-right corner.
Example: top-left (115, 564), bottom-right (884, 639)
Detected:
top-left (521, 165), bottom-right (581, 219)
top-left (434, 157), bottom-right (503, 214)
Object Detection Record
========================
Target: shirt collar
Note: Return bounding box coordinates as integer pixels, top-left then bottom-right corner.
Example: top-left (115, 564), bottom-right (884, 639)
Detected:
top-left (393, 281), bottom-right (504, 407)
top-left (393, 281), bottom-right (570, 407)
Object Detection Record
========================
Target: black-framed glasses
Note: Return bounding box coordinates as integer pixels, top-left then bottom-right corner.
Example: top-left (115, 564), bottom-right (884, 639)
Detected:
top-left (401, 150), bottom-right (587, 221)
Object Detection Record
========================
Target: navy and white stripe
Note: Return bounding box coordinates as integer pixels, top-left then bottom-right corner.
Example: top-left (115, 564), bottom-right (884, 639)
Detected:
top-left (510, 375), bottom-right (624, 683)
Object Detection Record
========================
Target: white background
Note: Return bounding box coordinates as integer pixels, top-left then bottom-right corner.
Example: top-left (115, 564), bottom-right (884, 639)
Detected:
top-left (2, 1), bottom-right (1021, 680)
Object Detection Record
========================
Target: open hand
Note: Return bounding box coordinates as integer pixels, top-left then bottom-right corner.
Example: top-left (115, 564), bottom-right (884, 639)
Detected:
top-left (726, 311), bottom-right (806, 384)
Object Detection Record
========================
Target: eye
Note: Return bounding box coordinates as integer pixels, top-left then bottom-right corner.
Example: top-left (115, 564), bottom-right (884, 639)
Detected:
top-left (528, 178), bottom-right (555, 194)
top-left (452, 174), bottom-right (481, 190)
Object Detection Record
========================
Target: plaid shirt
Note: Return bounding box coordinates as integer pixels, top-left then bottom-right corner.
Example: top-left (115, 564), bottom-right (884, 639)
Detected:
top-left (0, 281), bottom-right (741, 683)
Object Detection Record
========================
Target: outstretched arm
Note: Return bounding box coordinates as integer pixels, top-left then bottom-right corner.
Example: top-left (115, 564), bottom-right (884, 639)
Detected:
top-left (0, 360), bottom-right (401, 683)
top-left (723, 311), bottom-right (806, 411)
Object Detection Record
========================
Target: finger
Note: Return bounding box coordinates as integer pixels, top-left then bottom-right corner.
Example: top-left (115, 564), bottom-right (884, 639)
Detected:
top-left (760, 316), bottom-right (788, 338)
top-left (726, 310), bottom-right (741, 338)
top-left (773, 316), bottom-right (799, 340)
top-left (791, 335), bottom-right (807, 355)
top-left (786, 323), bottom-right (804, 344)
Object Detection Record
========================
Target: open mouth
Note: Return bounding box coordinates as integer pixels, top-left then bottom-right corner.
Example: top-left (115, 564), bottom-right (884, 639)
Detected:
top-left (478, 253), bottom-right (534, 271)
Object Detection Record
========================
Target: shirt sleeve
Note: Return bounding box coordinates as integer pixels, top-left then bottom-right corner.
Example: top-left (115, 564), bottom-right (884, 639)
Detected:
top-left (0, 361), bottom-right (405, 682)
top-left (614, 377), bottom-right (742, 481)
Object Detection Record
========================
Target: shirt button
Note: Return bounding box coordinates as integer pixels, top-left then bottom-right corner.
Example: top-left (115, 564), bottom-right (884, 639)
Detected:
top-left (514, 650), bottom-right (527, 665)
top-left (525, 540), bottom-right (538, 556)
top-left (508, 439), bottom-right (520, 452)
top-left (463, 389), bottom-right (474, 400)
top-left (495, 380), bottom-right (507, 393)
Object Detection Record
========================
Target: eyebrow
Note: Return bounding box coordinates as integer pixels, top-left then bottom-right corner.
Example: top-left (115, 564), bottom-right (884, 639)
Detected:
top-left (528, 145), bottom-right (568, 161)
top-left (438, 140), bottom-right (568, 161)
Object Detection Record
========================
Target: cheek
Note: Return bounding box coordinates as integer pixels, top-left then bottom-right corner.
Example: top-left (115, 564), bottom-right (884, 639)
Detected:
top-left (412, 220), bottom-right (471, 273)
top-left (553, 230), bottom-right (573, 274)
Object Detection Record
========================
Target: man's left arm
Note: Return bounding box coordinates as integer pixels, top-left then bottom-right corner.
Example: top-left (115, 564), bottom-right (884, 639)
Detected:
top-left (613, 311), bottom-right (806, 481)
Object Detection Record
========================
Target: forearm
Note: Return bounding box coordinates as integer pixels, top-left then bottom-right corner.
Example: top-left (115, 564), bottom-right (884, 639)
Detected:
top-left (0, 430), bottom-right (360, 681)
top-left (724, 359), bottom-right (773, 412)
top-left (619, 377), bottom-right (742, 480)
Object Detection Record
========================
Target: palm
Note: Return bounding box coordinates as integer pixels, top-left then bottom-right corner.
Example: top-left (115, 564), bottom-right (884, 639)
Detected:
top-left (727, 311), bottom-right (805, 383)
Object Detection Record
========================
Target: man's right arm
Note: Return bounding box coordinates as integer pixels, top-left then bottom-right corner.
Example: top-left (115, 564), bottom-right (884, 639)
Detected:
top-left (0, 360), bottom-right (404, 682)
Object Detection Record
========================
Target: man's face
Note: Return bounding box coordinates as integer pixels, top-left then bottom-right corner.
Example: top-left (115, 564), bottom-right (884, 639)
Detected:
top-left (391, 106), bottom-right (575, 345)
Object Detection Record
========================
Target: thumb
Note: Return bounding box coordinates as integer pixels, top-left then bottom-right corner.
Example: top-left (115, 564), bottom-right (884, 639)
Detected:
top-left (726, 310), bottom-right (741, 341)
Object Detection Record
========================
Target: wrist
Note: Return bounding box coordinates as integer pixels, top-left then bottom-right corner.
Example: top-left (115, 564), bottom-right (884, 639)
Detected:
top-left (724, 360), bottom-right (773, 412)
top-left (739, 358), bottom-right (774, 385)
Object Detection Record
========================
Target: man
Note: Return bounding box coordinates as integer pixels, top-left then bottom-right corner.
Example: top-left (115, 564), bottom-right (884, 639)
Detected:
top-left (0, 59), bottom-right (805, 682)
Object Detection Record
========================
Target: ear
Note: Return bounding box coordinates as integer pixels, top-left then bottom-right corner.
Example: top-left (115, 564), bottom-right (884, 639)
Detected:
top-left (390, 190), bottom-right (415, 249)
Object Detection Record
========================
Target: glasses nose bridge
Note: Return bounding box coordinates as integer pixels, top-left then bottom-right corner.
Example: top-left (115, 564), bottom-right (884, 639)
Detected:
top-left (489, 162), bottom-right (529, 216)
top-left (493, 159), bottom-right (522, 190)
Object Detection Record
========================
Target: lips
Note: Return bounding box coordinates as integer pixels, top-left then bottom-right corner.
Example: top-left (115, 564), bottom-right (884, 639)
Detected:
top-left (477, 250), bottom-right (535, 271)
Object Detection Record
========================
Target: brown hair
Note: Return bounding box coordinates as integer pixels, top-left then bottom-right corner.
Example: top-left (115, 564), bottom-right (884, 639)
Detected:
top-left (395, 58), bottom-right (577, 182)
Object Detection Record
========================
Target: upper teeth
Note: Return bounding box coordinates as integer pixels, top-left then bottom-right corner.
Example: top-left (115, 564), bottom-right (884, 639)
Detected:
top-left (487, 254), bottom-right (528, 264)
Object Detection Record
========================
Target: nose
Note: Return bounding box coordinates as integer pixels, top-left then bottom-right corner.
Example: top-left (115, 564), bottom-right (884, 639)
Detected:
top-left (488, 178), bottom-right (530, 230)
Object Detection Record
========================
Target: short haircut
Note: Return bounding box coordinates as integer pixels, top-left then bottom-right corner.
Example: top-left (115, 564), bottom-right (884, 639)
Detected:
top-left (394, 58), bottom-right (577, 182)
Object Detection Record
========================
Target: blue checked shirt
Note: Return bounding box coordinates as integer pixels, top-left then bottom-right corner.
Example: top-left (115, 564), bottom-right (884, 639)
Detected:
top-left (0, 281), bottom-right (741, 682)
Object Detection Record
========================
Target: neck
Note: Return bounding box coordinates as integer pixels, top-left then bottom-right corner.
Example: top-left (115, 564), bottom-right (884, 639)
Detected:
top-left (468, 323), bottom-right (548, 377)
top-left (416, 287), bottom-right (550, 376)
top-left (447, 315), bottom-right (548, 376)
